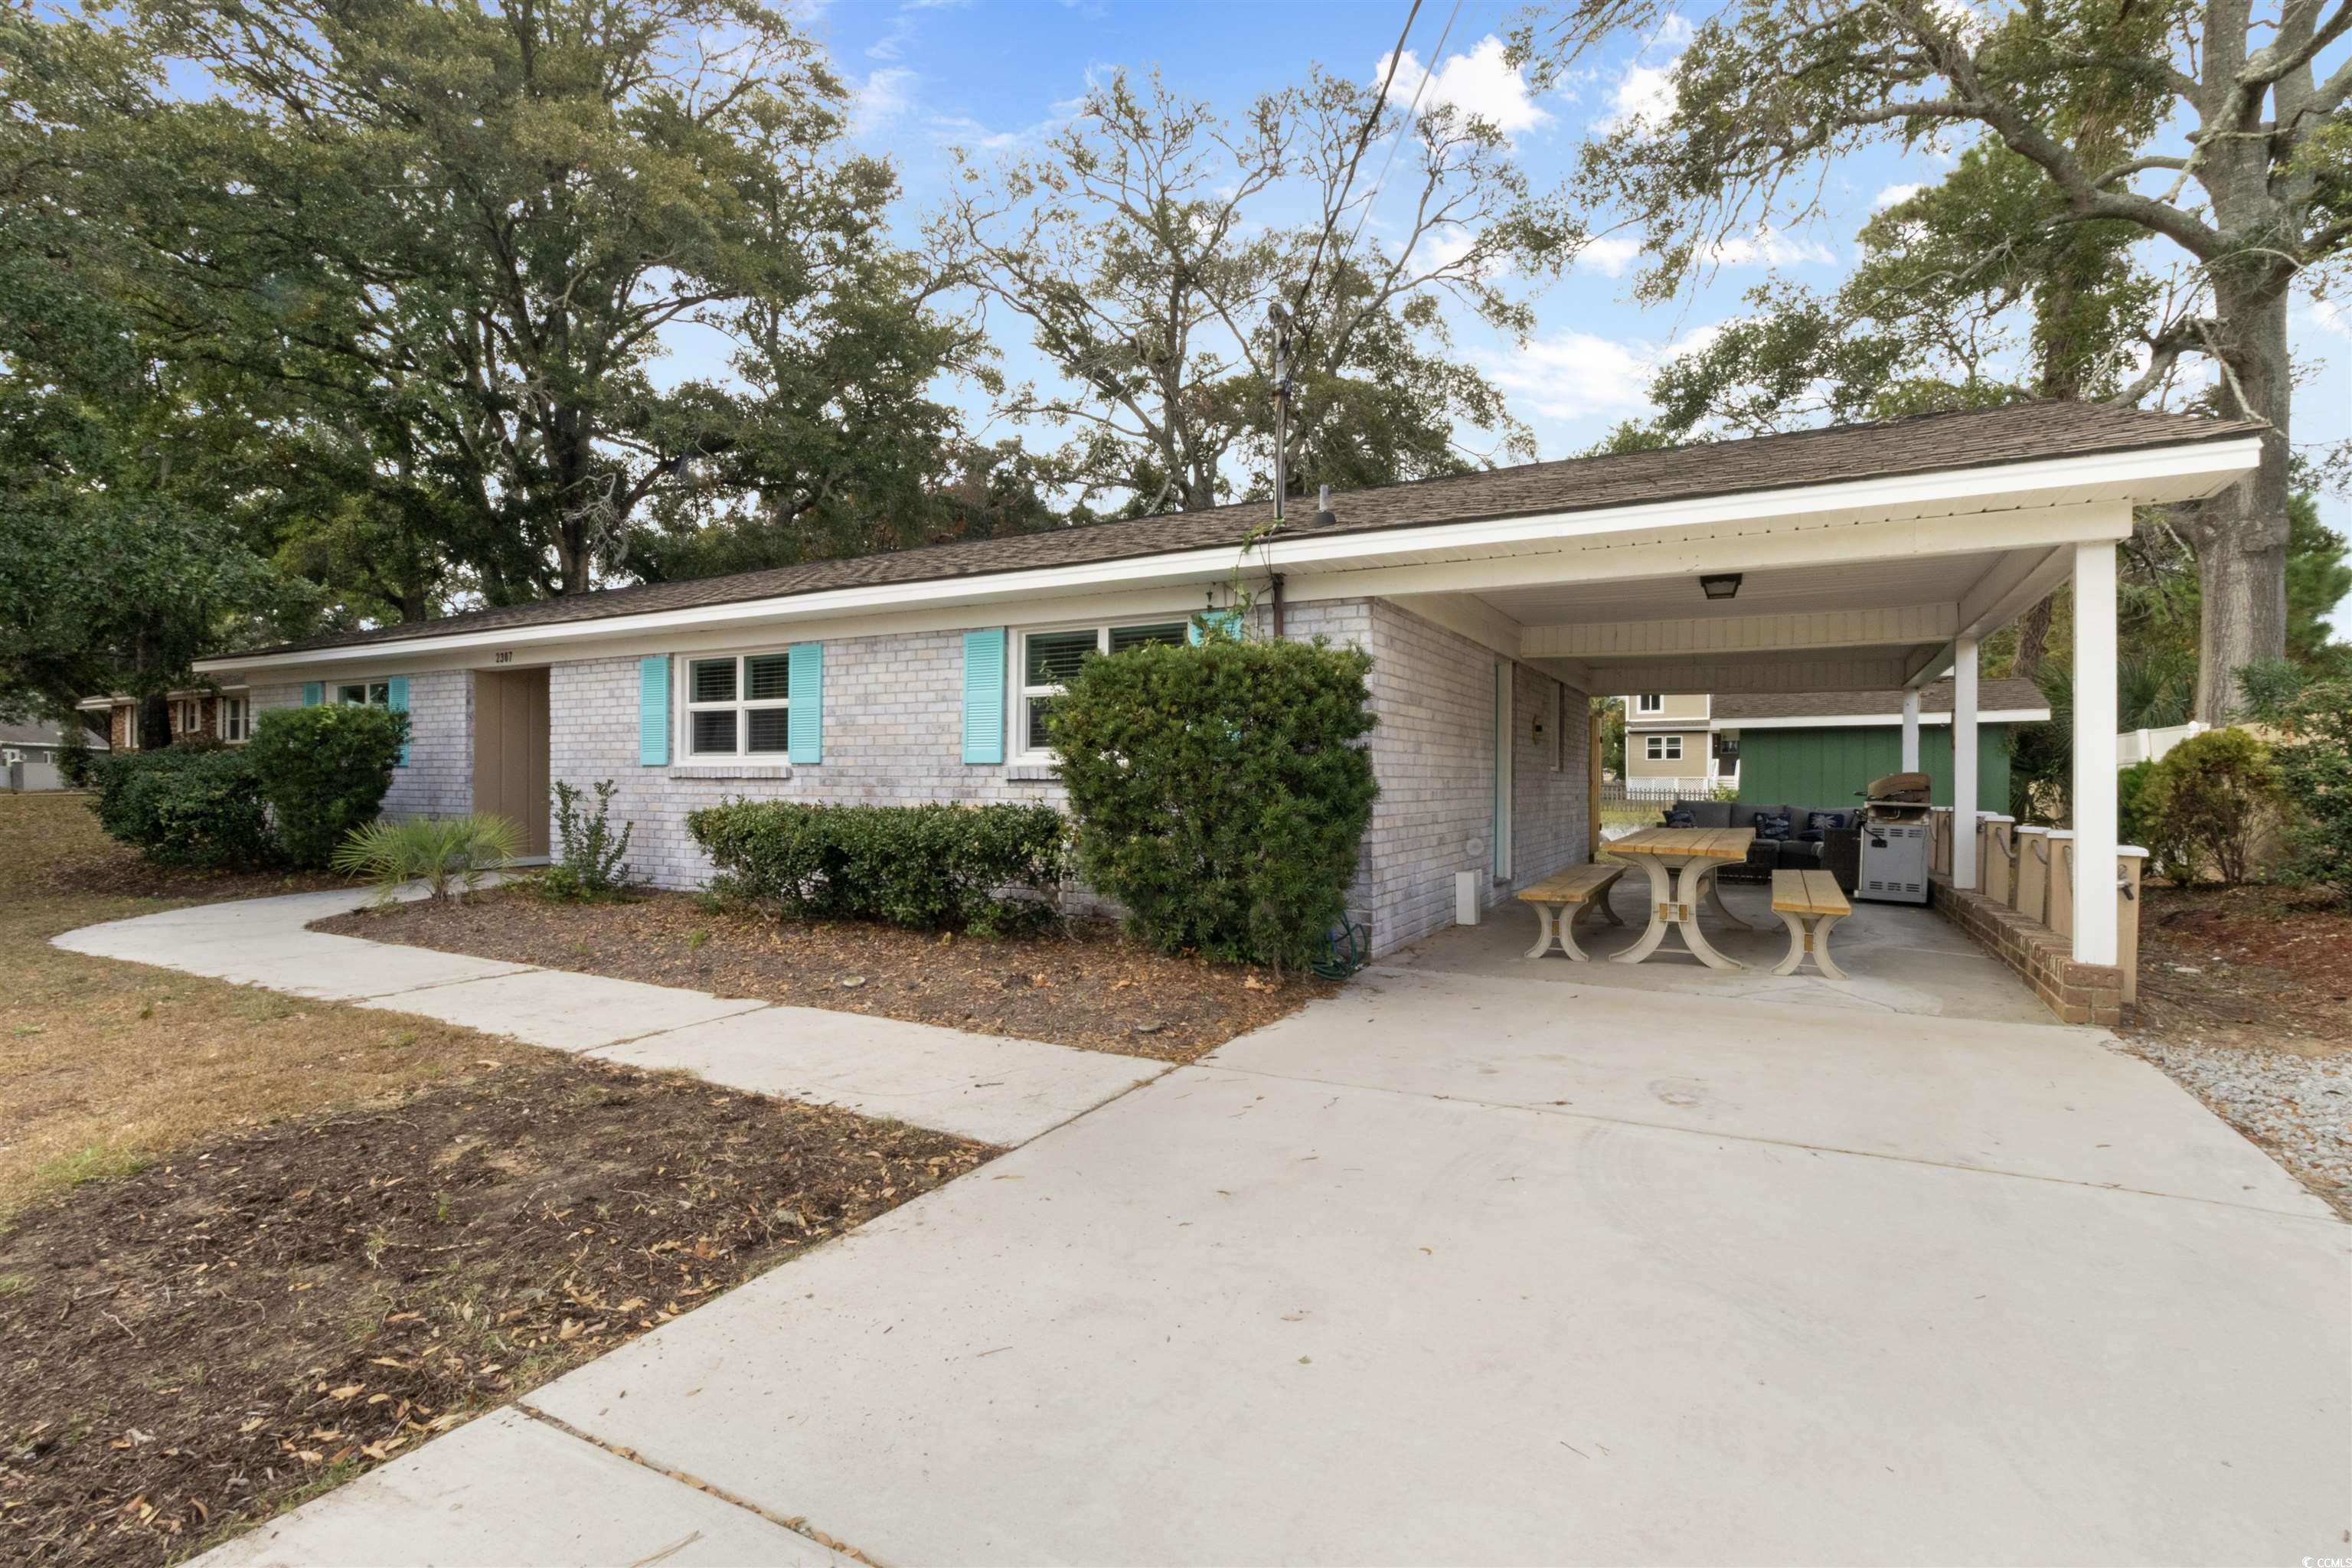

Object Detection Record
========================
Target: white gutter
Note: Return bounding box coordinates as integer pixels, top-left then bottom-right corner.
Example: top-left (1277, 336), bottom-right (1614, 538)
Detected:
top-left (195, 436), bottom-right (2260, 676)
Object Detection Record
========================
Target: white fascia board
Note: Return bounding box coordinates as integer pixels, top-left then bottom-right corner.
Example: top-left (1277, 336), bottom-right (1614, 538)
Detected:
top-left (1724, 708), bottom-right (2049, 730)
top-left (195, 439), bottom-right (2252, 678)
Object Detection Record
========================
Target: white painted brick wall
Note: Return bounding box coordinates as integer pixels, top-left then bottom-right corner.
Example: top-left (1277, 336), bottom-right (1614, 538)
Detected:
top-left (382, 596), bottom-right (1592, 959)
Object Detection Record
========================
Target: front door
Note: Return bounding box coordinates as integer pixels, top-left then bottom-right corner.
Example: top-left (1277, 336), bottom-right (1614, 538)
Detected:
top-left (472, 668), bottom-right (551, 857)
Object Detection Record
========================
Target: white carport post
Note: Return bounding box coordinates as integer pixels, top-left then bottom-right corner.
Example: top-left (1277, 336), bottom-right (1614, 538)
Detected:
top-left (1900, 688), bottom-right (1922, 772)
top-left (2072, 541), bottom-right (2120, 964)
top-left (1951, 638), bottom-right (1979, 889)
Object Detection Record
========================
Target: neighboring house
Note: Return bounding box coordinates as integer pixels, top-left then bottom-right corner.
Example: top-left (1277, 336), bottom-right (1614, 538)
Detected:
top-left (1, 718), bottom-right (104, 792)
top-left (166, 403), bottom-right (2259, 972)
top-left (1716, 680), bottom-right (2049, 812)
top-left (79, 688), bottom-right (256, 751)
top-left (1621, 692), bottom-right (1734, 792)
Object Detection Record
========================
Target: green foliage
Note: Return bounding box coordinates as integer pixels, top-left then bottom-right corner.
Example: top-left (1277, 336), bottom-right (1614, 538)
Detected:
top-left (2272, 680), bottom-right (2352, 903)
top-left (688, 802), bottom-right (1067, 936)
top-left (541, 781), bottom-right (637, 903)
top-left (245, 705), bottom-right (408, 870)
top-left (2116, 760), bottom-right (2194, 886)
top-left (2137, 728), bottom-right (2284, 887)
top-left (87, 749), bottom-right (273, 870)
top-left (933, 67), bottom-right (1578, 517)
top-left (55, 730), bottom-right (97, 789)
top-left (332, 815), bottom-right (522, 906)
top-left (1047, 635), bottom-right (1377, 972)
top-left (2235, 658), bottom-right (2311, 724)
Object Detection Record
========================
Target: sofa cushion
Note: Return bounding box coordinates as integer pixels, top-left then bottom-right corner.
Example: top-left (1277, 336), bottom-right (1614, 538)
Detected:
top-left (1663, 809), bottom-right (1697, 828)
top-left (1805, 808), bottom-right (1852, 834)
top-left (1679, 800), bottom-right (1734, 829)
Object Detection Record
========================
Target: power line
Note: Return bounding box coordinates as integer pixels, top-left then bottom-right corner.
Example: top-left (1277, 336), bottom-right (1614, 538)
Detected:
top-left (1338, 0), bottom-right (1464, 270)
top-left (1290, 0), bottom-right (1423, 330)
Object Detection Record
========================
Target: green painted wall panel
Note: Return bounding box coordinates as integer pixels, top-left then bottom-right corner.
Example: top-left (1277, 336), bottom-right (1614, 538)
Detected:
top-left (1734, 725), bottom-right (2011, 813)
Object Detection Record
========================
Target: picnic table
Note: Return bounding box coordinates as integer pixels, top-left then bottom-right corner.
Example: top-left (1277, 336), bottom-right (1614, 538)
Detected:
top-left (1605, 825), bottom-right (1756, 971)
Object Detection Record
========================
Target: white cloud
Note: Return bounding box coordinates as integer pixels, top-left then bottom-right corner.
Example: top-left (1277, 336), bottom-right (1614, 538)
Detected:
top-left (2306, 297), bottom-right (2350, 339)
top-left (1599, 57), bottom-right (1678, 132)
top-left (867, 15), bottom-right (916, 60)
top-left (853, 68), bottom-right (917, 134)
top-left (1377, 34), bottom-right (1551, 137)
top-left (1485, 325), bottom-right (1721, 422)
top-left (1576, 235), bottom-right (1642, 276)
top-left (1873, 182), bottom-right (1922, 210)
top-left (1702, 226), bottom-right (1837, 267)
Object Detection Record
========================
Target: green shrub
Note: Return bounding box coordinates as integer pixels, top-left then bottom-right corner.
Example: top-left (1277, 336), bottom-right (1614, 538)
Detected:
top-left (688, 800), bottom-right (1066, 935)
top-left (541, 779), bottom-right (637, 902)
top-left (2274, 678), bottom-right (2352, 901)
top-left (88, 747), bottom-right (276, 869)
top-left (247, 704), bottom-right (408, 869)
top-left (2117, 759), bottom-right (2196, 886)
top-left (56, 728), bottom-right (96, 789)
top-left (2137, 727), bottom-right (2284, 887)
top-left (1047, 634), bottom-right (1377, 972)
top-left (332, 813), bottom-right (521, 905)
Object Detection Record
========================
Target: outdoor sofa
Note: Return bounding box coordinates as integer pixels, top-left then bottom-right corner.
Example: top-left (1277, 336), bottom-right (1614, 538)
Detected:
top-left (1657, 798), bottom-right (1864, 891)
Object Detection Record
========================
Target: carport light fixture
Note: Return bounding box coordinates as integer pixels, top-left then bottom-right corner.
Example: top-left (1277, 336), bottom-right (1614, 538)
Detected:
top-left (1700, 573), bottom-right (1743, 601)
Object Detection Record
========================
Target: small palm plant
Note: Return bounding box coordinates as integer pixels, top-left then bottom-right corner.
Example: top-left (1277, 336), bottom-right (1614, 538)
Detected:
top-left (332, 814), bottom-right (524, 906)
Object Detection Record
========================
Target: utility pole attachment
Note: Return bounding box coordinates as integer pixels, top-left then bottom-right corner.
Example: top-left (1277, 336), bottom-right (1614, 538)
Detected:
top-left (1269, 302), bottom-right (1292, 524)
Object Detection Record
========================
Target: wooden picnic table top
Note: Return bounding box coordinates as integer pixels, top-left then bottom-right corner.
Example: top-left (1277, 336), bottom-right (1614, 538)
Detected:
top-left (1609, 826), bottom-right (1756, 861)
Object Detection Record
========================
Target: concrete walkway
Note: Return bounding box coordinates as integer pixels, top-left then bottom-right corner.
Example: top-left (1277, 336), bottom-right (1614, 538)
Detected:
top-left (188, 942), bottom-right (2349, 1566)
top-left (54, 888), bottom-right (1163, 1145)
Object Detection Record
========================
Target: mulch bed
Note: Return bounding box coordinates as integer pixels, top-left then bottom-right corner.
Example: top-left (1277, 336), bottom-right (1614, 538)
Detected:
top-left (0, 1052), bottom-right (988, 1567)
top-left (315, 888), bottom-right (1331, 1063)
top-left (2125, 884), bottom-right (2352, 1057)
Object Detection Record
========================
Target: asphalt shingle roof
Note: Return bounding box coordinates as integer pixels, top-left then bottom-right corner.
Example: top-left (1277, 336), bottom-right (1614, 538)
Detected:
top-left (220, 401), bottom-right (2257, 661)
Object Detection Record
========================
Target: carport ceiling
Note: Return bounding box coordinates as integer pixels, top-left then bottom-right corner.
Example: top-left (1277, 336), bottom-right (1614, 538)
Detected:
top-left (1474, 550), bottom-right (2014, 627)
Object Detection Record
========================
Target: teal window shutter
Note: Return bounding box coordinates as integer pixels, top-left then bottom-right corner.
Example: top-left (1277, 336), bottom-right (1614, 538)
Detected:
top-left (962, 629), bottom-right (1005, 764)
top-left (301, 681), bottom-right (322, 707)
top-left (787, 643), bottom-right (822, 764)
top-left (386, 676), bottom-right (410, 766)
top-left (638, 656), bottom-right (671, 766)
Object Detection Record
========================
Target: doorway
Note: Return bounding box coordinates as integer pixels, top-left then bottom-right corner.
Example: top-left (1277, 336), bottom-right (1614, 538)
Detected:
top-left (473, 668), bottom-right (551, 858)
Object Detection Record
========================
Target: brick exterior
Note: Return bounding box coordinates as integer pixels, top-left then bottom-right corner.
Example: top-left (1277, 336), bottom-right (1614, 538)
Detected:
top-left (519, 596), bottom-right (1589, 958)
top-left (381, 669), bottom-right (474, 821)
top-left (1930, 873), bottom-right (2128, 1026)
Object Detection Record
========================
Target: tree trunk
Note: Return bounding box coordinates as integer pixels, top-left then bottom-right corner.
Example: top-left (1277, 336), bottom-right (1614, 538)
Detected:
top-left (2189, 282), bottom-right (2293, 722)
top-left (137, 691), bottom-right (171, 750)
top-left (2013, 594), bottom-right (2054, 681)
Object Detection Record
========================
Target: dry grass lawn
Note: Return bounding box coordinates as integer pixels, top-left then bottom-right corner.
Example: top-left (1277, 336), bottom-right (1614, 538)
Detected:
top-left (0, 791), bottom-right (489, 1220)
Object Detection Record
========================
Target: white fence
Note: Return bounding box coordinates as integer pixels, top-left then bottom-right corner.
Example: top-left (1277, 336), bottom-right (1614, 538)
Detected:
top-left (2116, 721), bottom-right (2209, 768)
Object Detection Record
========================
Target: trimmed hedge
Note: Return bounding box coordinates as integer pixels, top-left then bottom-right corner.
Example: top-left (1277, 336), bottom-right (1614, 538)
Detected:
top-left (89, 748), bottom-right (275, 869)
top-left (687, 800), bottom-right (1067, 935)
top-left (1047, 632), bottom-right (1377, 972)
top-left (247, 704), bottom-right (408, 869)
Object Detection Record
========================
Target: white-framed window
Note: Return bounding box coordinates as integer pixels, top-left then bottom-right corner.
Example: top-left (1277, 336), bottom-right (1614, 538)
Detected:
top-left (218, 695), bottom-right (249, 743)
top-left (1646, 733), bottom-right (1684, 762)
top-left (1636, 693), bottom-right (1664, 714)
top-left (1018, 619), bottom-right (1189, 756)
top-left (683, 652), bottom-right (792, 757)
top-left (172, 697), bottom-right (201, 735)
top-left (335, 681), bottom-right (392, 707)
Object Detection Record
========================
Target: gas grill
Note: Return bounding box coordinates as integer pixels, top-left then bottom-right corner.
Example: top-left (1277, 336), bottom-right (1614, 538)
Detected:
top-left (1856, 771), bottom-right (1932, 905)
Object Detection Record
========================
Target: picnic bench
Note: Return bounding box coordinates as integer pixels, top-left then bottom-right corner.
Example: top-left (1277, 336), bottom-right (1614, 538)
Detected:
top-left (1771, 868), bottom-right (1851, 980)
top-left (1606, 826), bottom-right (1756, 970)
top-left (1517, 863), bottom-right (1627, 961)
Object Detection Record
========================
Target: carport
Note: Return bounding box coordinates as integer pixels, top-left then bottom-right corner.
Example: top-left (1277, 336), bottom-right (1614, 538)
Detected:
top-left (1256, 406), bottom-right (2264, 1005)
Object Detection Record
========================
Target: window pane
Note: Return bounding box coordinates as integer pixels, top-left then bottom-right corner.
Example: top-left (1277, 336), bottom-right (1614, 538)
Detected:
top-left (746, 707), bottom-right (791, 754)
top-left (690, 658), bottom-right (736, 704)
top-left (1025, 629), bottom-right (1096, 687)
top-left (369, 683), bottom-right (390, 706)
top-left (1108, 621), bottom-right (1186, 655)
top-left (691, 710), bottom-right (737, 753)
top-left (744, 652), bottom-right (791, 701)
top-left (1026, 696), bottom-right (1059, 752)
top-left (338, 684), bottom-right (365, 705)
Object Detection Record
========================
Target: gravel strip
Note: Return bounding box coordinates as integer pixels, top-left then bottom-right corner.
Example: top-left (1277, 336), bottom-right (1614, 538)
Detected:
top-left (2126, 1037), bottom-right (2352, 1217)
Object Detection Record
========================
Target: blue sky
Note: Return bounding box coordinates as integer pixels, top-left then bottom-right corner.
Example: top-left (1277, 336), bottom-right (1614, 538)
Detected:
top-left (721, 0), bottom-right (2352, 630)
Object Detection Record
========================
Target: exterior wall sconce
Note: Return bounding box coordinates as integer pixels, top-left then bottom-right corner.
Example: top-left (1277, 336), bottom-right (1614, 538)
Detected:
top-left (1700, 573), bottom-right (1743, 600)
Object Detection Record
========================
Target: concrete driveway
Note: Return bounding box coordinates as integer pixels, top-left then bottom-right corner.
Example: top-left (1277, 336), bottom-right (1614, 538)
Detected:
top-left (213, 962), bottom-right (2350, 1566)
